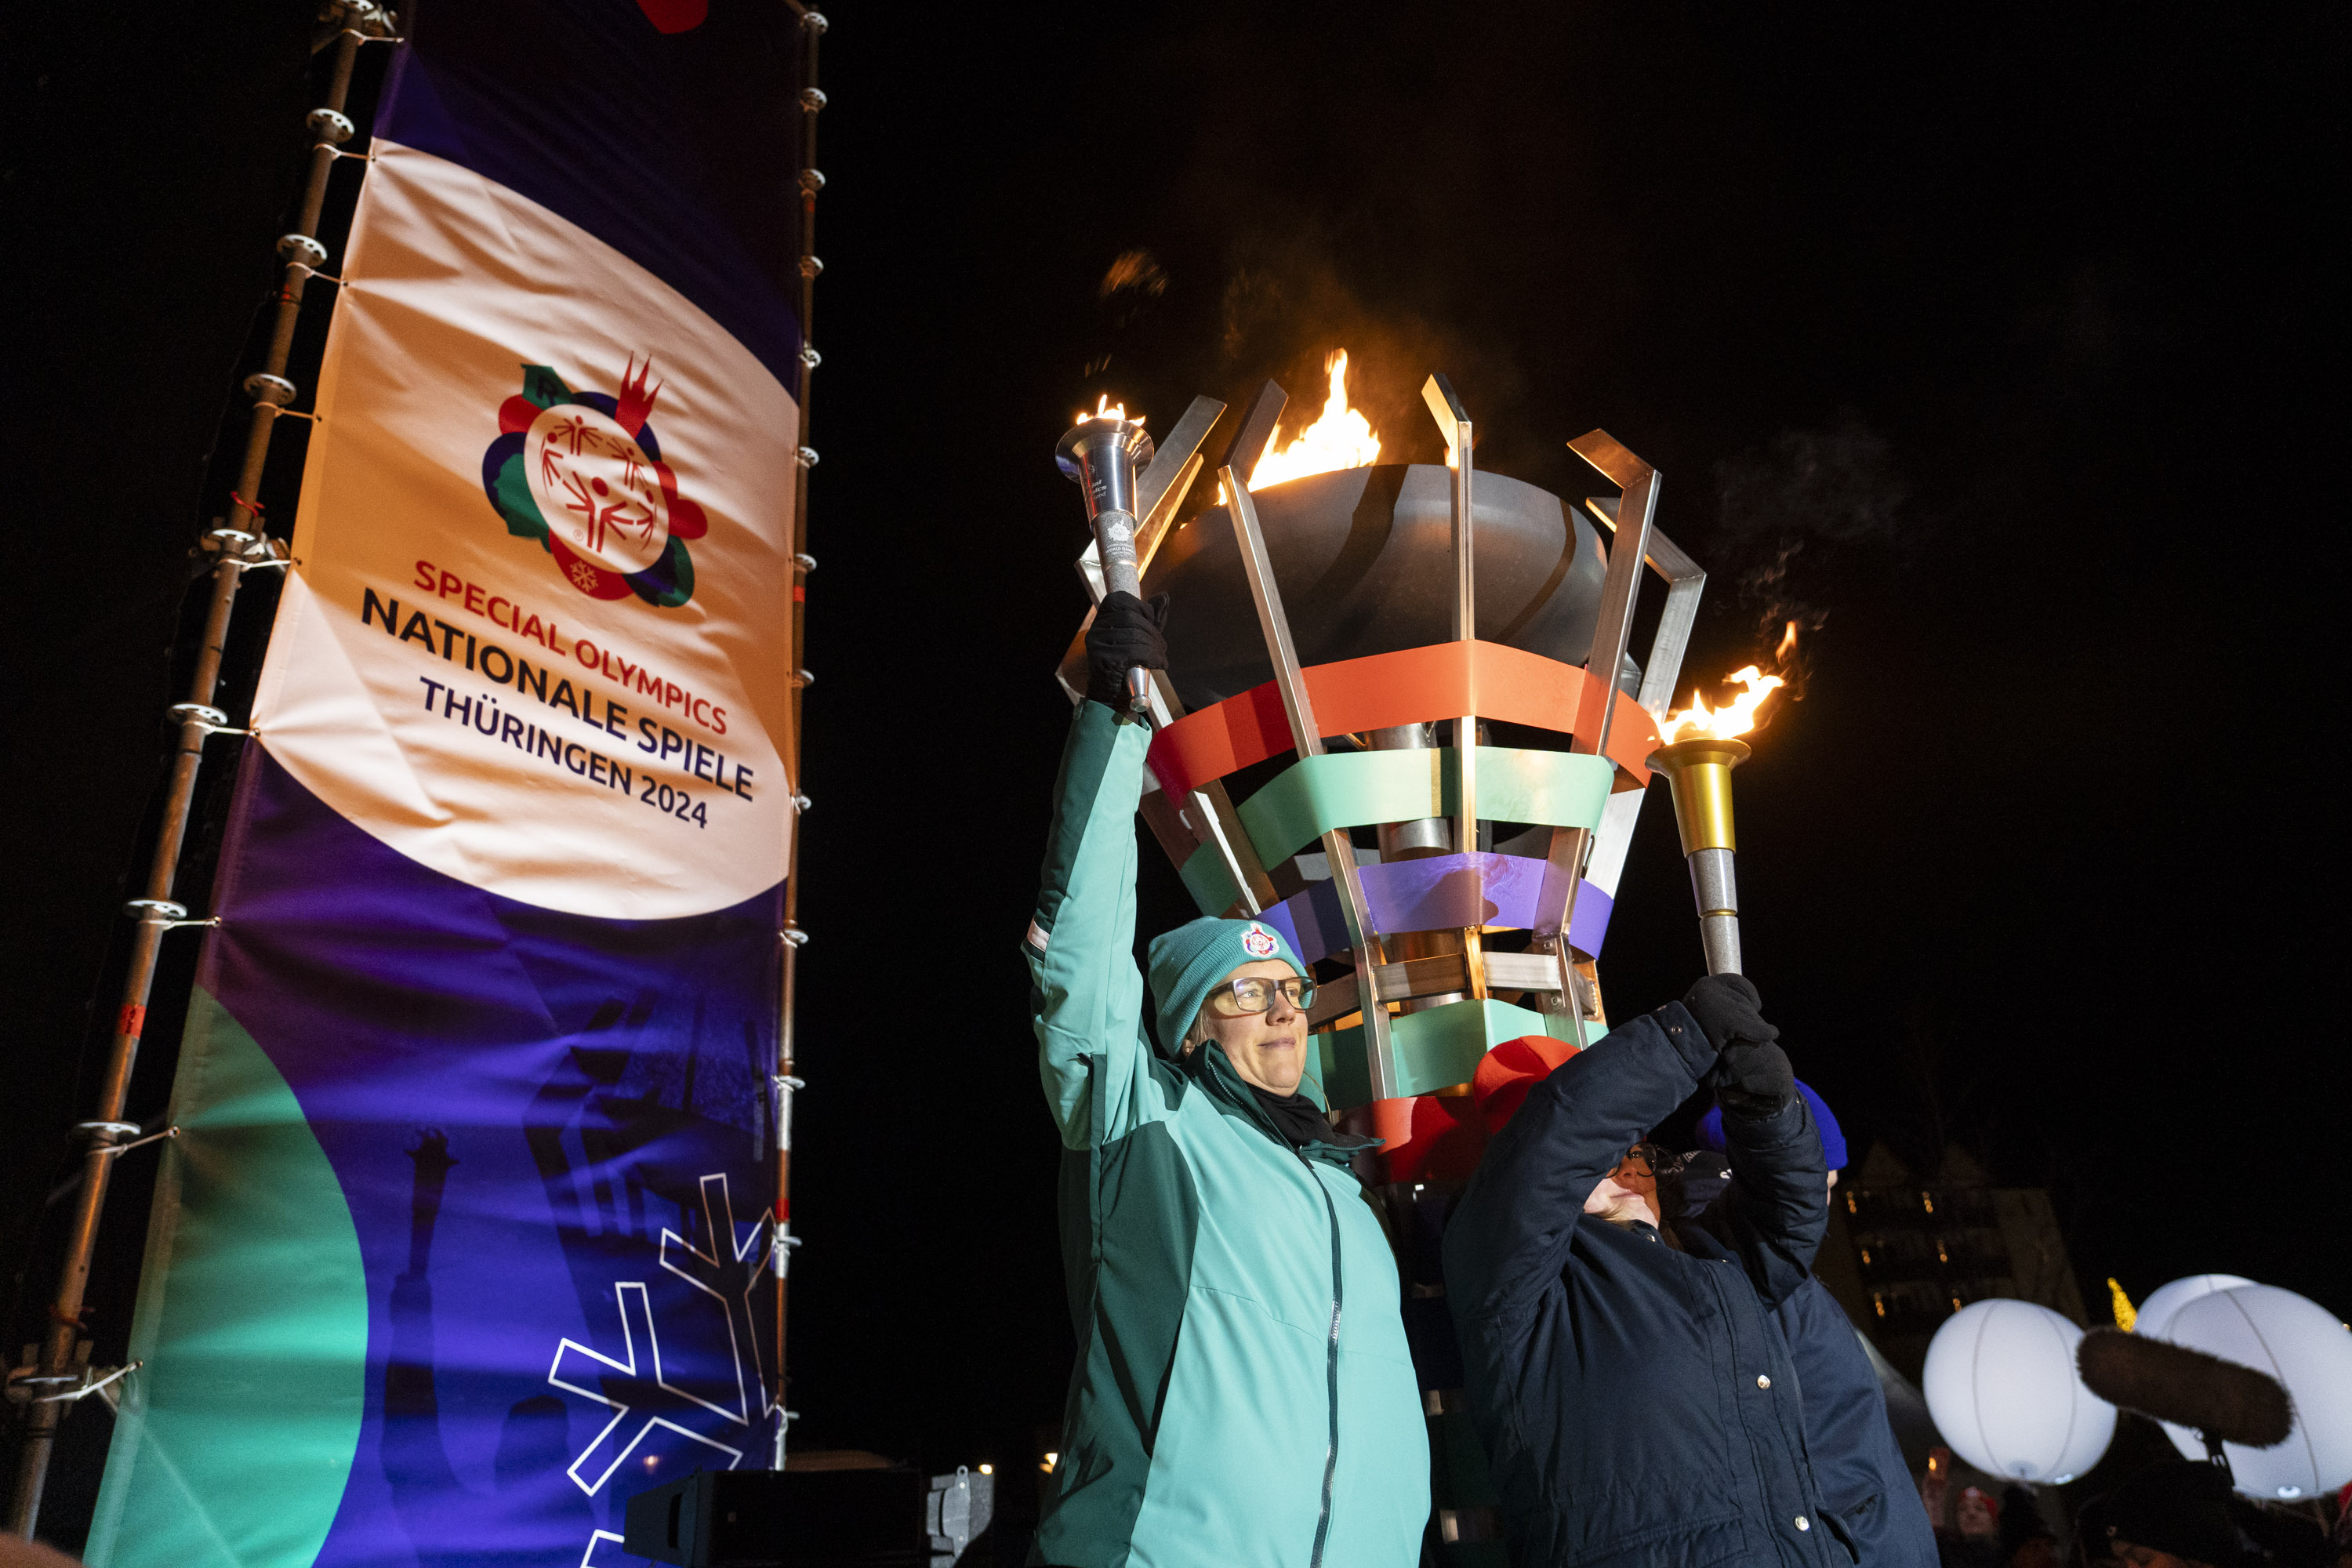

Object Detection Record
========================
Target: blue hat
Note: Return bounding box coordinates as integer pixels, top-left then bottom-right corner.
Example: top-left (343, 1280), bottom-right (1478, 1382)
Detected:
top-left (1697, 1079), bottom-right (1846, 1170)
top-left (1146, 916), bottom-right (1305, 1058)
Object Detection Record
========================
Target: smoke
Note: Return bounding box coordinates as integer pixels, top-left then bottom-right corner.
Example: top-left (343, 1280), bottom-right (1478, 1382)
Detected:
top-left (1210, 228), bottom-right (1522, 463)
top-left (1071, 223), bottom-right (1530, 493)
top-left (1711, 412), bottom-right (1911, 699)
top-left (1081, 249), bottom-right (1174, 380)
top-left (1717, 414), bottom-right (1909, 548)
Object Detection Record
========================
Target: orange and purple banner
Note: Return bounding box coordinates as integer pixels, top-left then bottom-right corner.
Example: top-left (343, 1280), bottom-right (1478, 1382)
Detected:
top-left (91, 5), bottom-right (805, 1564)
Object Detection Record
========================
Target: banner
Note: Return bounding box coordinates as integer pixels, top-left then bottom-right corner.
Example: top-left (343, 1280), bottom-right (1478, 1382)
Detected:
top-left (90, 5), bottom-right (805, 1563)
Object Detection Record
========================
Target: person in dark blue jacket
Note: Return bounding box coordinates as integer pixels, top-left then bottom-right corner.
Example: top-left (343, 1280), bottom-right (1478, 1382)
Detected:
top-left (1443, 975), bottom-right (1854, 1568)
top-left (1696, 1084), bottom-right (1940, 1568)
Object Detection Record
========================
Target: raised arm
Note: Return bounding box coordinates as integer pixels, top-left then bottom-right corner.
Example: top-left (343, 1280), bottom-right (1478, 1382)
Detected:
top-left (1711, 1092), bottom-right (1828, 1308)
top-left (1682, 980), bottom-right (1826, 1307)
top-left (1022, 593), bottom-right (1169, 1150)
top-left (1442, 1001), bottom-right (1718, 1321)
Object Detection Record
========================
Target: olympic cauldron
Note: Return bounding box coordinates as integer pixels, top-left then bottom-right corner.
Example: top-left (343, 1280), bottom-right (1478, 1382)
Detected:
top-left (1054, 379), bottom-right (1711, 1181)
top-left (1053, 379), bottom-right (1715, 1559)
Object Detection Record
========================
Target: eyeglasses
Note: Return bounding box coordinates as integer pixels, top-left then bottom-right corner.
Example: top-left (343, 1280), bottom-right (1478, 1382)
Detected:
top-left (1613, 1142), bottom-right (1669, 1182)
top-left (1210, 975), bottom-right (1316, 1014)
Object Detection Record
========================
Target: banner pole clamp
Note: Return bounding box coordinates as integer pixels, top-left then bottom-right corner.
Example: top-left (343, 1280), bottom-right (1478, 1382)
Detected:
top-left (93, 1126), bottom-right (179, 1159)
top-left (169, 703), bottom-right (253, 739)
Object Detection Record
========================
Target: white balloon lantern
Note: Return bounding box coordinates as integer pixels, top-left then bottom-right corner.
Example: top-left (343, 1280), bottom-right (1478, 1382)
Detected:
top-left (2154, 1284), bottom-right (2352, 1501)
top-left (1922, 1299), bottom-right (2117, 1484)
top-left (2132, 1273), bottom-right (2254, 1340)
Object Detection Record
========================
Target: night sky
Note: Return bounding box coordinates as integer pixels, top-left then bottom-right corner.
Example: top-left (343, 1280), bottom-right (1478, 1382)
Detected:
top-left (4, 0), bottom-right (2340, 1523)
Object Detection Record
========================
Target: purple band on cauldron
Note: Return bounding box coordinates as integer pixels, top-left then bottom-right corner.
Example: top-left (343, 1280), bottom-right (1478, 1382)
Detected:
top-left (1258, 851), bottom-right (1614, 966)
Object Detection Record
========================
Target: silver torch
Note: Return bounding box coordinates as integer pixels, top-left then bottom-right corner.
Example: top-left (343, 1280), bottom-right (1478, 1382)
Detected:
top-left (1645, 736), bottom-right (1750, 975)
top-left (1056, 410), bottom-right (1158, 713)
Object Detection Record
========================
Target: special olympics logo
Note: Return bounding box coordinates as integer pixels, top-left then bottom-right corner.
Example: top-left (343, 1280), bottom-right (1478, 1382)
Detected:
top-left (1241, 924), bottom-right (1278, 960)
top-left (481, 356), bottom-right (707, 606)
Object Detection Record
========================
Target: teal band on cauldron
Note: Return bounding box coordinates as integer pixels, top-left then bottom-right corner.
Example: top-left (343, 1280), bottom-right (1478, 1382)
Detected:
top-left (1316, 996), bottom-right (1583, 1109)
top-left (1177, 746), bottom-right (1614, 919)
top-left (1238, 746), bottom-right (1613, 868)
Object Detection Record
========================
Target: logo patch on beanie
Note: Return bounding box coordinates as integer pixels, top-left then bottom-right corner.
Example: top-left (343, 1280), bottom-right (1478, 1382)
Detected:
top-left (1240, 924), bottom-right (1277, 959)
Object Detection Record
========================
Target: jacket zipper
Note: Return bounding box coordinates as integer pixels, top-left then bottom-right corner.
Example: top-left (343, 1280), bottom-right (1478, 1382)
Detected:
top-left (1300, 1149), bottom-right (1343, 1568)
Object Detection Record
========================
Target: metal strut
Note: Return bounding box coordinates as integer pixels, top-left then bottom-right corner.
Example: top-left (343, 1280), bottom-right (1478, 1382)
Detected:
top-left (1221, 462), bottom-right (1400, 1102)
top-left (6, 6), bottom-right (392, 1537)
top-left (770, 0), bottom-right (826, 1471)
top-left (1530, 432), bottom-right (1660, 1051)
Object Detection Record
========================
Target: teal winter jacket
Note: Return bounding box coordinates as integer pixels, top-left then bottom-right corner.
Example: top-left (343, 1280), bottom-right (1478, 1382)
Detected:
top-left (1024, 700), bottom-right (1430, 1568)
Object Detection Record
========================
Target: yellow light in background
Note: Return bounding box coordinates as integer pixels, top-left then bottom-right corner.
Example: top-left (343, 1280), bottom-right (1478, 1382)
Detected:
top-left (2107, 1277), bottom-right (2139, 1332)
top-left (978, 1464), bottom-right (993, 1475)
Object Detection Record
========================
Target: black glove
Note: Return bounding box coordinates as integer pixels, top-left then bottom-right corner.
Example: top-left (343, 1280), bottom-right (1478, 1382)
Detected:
top-left (1711, 1039), bottom-right (1795, 1119)
top-left (1681, 974), bottom-right (1794, 1119)
top-left (1680, 974), bottom-right (1777, 1052)
top-left (1084, 591), bottom-right (1169, 710)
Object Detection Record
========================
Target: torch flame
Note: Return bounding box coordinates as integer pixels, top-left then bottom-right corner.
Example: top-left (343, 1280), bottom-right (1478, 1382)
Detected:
top-left (1217, 350), bottom-right (1383, 499)
top-left (1074, 394), bottom-right (1142, 427)
top-left (1656, 617), bottom-right (1810, 742)
top-left (1657, 666), bottom-right (1785, 743)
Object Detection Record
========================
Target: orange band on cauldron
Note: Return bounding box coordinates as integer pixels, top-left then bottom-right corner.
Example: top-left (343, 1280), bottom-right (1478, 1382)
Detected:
top-left (1147, 640), bottom-right (1660, 801)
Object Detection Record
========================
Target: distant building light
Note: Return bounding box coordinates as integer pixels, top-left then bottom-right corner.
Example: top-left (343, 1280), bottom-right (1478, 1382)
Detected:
top-left (2106, 1277), bottom-right (2139, 1332)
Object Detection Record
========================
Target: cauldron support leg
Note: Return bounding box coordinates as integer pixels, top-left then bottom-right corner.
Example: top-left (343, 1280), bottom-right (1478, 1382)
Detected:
top-left (1225, 466), bottom-right (1399, 1102)
top-left (1530, 433), bottom-right (1660, 1046)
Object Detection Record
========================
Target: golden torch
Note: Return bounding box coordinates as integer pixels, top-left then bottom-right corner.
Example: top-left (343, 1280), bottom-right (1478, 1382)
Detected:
top-left (1646, 666), bottom-right (1784, 977)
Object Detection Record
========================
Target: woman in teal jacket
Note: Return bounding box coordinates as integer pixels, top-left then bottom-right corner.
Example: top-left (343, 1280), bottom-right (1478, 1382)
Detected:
top-left (1023, 593), bottom-right (1428, 1568)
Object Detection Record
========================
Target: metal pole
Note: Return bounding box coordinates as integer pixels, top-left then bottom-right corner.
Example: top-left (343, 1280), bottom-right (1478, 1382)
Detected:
top-left (1421, 376), bottom-right (1479, 866)
top-left (1534, 433), bottom-right (1658, 1049)
top-left (1221, 466), bottom-right (1398, 1101)
top-left (7, 12), bottom-right (387, 1535)
top-left (769, 0), bottom-right (825, 1469)
top-left (1421, 376), bottom-right (1486, 1004)
top-left (1572, 505), bottom-right (1708, 905)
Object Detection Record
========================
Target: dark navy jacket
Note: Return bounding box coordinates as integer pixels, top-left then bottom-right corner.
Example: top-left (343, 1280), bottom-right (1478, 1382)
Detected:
top-left (1771, 1276), bottom-right (1938, 1567)
top-left (1442, 1004), bottom-right (1852, 1568)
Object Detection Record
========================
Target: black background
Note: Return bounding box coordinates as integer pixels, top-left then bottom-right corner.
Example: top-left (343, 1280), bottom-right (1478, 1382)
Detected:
top-left (3, 0), bottom-right (2341, 1532)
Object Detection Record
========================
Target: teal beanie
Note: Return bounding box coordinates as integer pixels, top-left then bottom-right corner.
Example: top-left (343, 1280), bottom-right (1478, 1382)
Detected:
top-left (1146, 916), bottom-right (1305, 1056)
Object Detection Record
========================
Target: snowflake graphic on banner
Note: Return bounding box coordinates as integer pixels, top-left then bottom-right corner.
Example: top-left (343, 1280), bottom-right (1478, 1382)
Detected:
top-left (548, 1172), bottom-right (773, 1494)
top-left (480, 355), bottom-right (709, 607)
